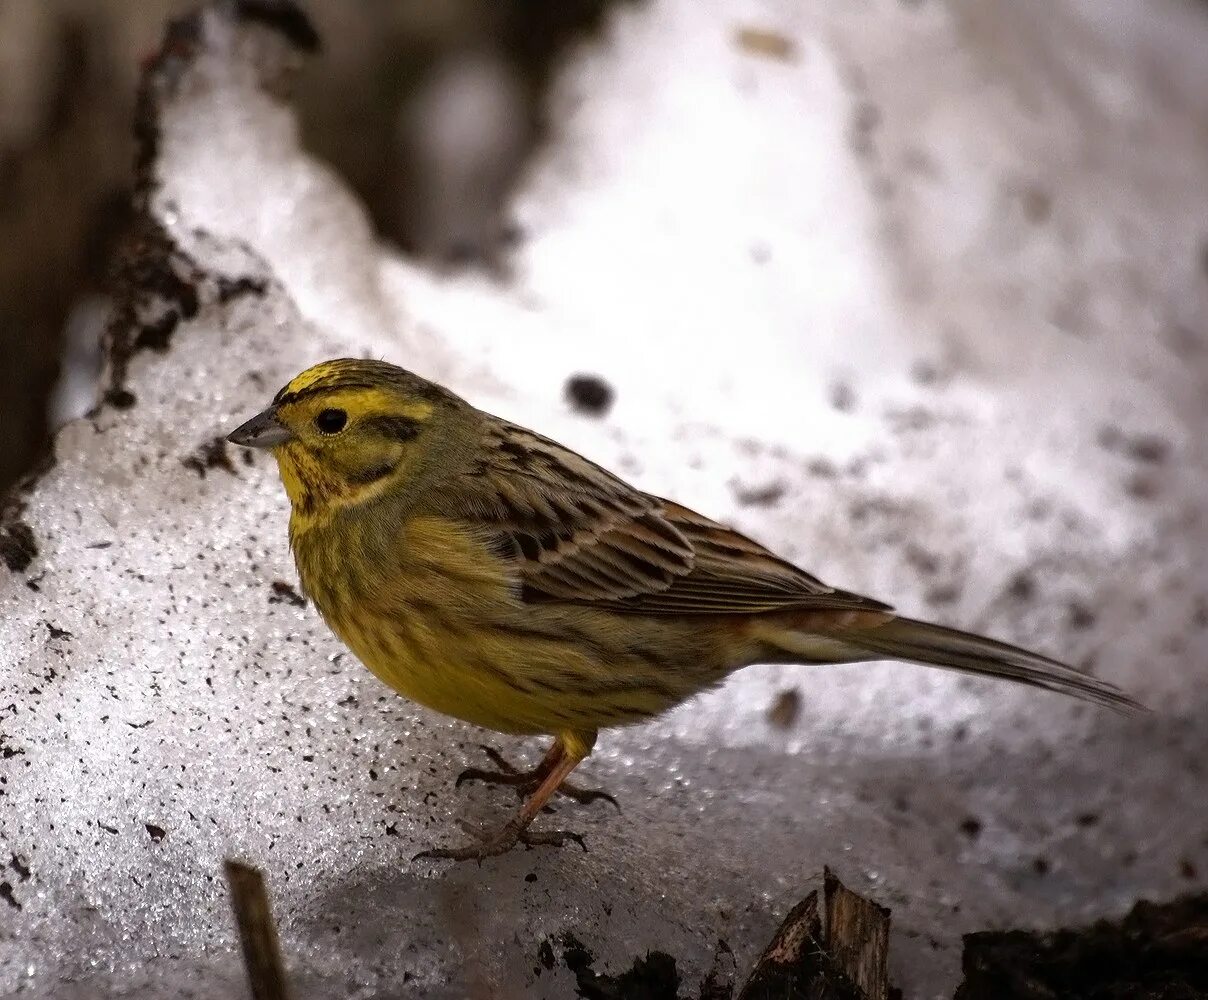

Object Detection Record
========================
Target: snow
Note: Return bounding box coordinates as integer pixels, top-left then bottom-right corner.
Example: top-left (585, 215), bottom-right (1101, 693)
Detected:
top-left (2, 1), bottom-right (1206, 997)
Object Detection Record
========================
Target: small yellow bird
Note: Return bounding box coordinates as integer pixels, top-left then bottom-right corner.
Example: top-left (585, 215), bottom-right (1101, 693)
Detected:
top-left (228, 359), bottom-right (1139, 861)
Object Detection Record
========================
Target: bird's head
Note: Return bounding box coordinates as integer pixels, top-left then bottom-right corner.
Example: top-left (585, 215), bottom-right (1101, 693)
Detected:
top-left (227, 359), bottom-right (462, 520)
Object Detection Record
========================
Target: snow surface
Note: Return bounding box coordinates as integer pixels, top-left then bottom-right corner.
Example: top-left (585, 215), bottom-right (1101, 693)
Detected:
top-left (2, 1), bottom-right (1207, 997)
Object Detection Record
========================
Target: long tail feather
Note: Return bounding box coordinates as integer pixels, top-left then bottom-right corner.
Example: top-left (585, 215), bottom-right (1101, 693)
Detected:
top-left (848, 616), bottom-right (1143, 713)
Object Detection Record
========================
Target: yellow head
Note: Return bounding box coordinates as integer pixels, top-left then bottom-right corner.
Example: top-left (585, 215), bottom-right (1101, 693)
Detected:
top-left (227, 359), bottom-right (463, 519)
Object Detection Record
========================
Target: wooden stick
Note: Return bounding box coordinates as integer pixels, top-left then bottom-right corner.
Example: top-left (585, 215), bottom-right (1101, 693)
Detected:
top-left (224, 859), bottom-right (293, 1000)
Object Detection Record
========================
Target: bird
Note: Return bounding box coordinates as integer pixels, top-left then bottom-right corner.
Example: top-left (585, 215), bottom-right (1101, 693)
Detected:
top-left (226, 358), bottom-right (1141, 861)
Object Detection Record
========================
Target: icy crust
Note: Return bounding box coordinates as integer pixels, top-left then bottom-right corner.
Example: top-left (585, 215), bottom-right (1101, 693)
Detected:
top-left (2, 1), bottom-right (1207, 998)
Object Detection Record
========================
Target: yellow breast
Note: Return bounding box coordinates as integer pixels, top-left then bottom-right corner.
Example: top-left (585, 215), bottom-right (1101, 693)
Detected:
top-left (291, 510), bottom-right (728, 736)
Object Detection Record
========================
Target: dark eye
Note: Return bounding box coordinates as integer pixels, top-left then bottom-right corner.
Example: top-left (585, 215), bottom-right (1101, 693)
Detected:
top-left (314, 408), bottom-right (347, 434)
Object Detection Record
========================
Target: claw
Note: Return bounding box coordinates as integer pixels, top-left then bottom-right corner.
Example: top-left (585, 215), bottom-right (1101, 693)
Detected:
top-left (413, 818), bottom-right (587, 863)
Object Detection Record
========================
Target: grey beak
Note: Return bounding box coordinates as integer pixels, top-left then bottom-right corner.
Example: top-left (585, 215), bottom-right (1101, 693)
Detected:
top-left (227, 407), bottom-right (292, 449)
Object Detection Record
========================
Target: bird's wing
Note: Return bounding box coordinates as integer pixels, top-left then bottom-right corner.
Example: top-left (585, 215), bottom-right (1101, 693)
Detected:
top-left (460, 419), bottom-right (891, 615)
top-left (609, 501), bottom-right (893, 615)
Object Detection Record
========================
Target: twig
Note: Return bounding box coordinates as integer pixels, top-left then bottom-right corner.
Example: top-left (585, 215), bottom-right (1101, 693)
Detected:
top-left (224, 859), bottom-right (293, 1000)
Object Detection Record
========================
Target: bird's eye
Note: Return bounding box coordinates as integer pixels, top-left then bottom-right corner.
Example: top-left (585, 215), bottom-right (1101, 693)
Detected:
top-left (314, 408), bottom-right (348, 434)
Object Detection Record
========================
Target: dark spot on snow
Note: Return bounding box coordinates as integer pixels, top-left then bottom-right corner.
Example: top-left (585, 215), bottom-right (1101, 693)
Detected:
top-left (766, 688), bottom-right (801, 729)
top-left (886, 405), bottom-right (935, 432)
top-left (956, 891), bottom-right (1208, 1000)
top-left (537, 938), bottom-right (556, 970)
top-left (558, 932), bottom-right (681, 1000)
top-left (829, 379), bottom-right (857, 412)
top-left (525, 872), bottom-right (538, 883)
top-left (1006, 570), bottom-right (1036, 602)
top-left (565, 374), bottom-right (615, 417)
top-left (925, 582), bottom-right (961, 606)
top-left (8, 855), bottom-right (30, 881)
top-left (1125, 435), bottom-right (1170, 465)
top-left (733, 480), bottom-right (787, 507)
top-left (1020, 184), bottom-right (1053, 224)
top-left (103, 387), bottom-right (137, 409)
top-left (849, 99), bottom-right (882, 158)
top-left (183, 436), bottom-right (237, 478)
top-left (144, 823), bottom-right (166, 843)
top-left (959, 817), bottom-right (983, 839)
top-left (1194, 598), bottom-right (1208, 629)
top-left (911, 359), bottom-right (941, 385)
top-left (216, 274), bottom-right (269, 304)
top-left (1067, 601), bottom-right (1097, 630)
top-left (0, 519), bottom-right (38, 573)
top-left (269, 580), bottom-right (306, 608)
top-left (0, 734), bottom-right (24, 759)
top-left (1098, 426), bottom-right (1171, 465)
top-left (904, 544), bottom-right (940, 575)
top-left (1179, 858), bottom-right (1198, 881)
top-left (97, 821), bottom-right (119, 835)
top-left (734, 26), bottom-right (798, 63)
top-left (384, 822), bottom-right (399, 837)
top-left (1032, 856), bottom-right (1051, 876)
top-left (44, 622), bottom-right (72, 640)
top-left (0, 882), bottom-right (20, 911)
top-left (1125, 472), bottom-right (1160, 501)
top-left (1075, 812), bottom-right (1099, 828)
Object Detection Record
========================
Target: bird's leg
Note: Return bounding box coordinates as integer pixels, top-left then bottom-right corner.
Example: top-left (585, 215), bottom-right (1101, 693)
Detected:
top-left (416, 731), bottom-right (598, 863)
top-left (456, 739), bottom-right (618, 810)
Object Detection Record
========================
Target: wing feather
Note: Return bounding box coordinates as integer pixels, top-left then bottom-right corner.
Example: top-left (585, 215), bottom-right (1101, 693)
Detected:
top-left (456, 418), bottom-right (890, 615)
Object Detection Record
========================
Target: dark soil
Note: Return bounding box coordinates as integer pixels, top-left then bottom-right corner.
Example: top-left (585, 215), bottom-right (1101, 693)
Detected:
top-left (956, 892), bottom-right (1208, 1000)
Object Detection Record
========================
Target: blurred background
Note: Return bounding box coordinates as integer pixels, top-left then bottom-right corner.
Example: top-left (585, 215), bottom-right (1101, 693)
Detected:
top-left (4, 0), bottom-right (1208, 499)
top-left (0, 0), bottom-right (640, 497)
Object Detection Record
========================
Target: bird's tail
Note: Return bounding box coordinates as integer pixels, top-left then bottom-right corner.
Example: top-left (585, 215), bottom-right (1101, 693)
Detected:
top-left (763, 608), bottom-right (1140, 710)
top-left (841, 616), bottom-right (1142, 713)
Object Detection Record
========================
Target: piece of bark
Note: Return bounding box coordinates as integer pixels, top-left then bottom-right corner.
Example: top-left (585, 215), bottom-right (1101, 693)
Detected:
top-left (737, 890), bottom-right (836, 999)
top-left (224, 860), bottom-right (293, 1000)
top-left (824, 867), bottom-right (891, 1000)
top-left (737, 871), bottom-right (893, 1000)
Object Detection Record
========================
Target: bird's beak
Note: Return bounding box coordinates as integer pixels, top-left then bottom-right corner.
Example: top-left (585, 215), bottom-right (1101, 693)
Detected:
top-left (227, 407), bottom-right (293, 449)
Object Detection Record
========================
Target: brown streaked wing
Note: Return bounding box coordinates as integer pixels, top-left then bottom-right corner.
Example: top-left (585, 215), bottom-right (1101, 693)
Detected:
top-left (461, 419), bottom-right (696, 601)
top-left (588, 501), bottom-right (893, 615)
top-left (461, 418), bottom-right (892, 616)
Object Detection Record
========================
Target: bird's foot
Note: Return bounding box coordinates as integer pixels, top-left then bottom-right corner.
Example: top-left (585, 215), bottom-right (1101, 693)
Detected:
top-left (456, 744), bottom-right (619, 810)
top-left (413, 817), bottom-right (586, 864)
